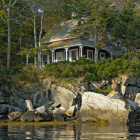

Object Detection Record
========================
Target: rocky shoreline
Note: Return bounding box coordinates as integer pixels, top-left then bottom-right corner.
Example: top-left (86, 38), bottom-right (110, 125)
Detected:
top-left (0, 76), bottom-right (140, 124)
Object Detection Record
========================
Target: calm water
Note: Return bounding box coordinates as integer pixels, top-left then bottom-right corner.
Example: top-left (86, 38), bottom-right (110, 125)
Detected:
top-left (0, 123), bottom-right (140, 140)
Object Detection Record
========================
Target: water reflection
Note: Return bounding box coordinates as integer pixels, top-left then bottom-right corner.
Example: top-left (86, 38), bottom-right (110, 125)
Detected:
top-left (0, 123), bottom-right (140, 140)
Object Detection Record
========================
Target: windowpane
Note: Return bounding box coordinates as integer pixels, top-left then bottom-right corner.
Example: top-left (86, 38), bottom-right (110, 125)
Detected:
top-left (100, 53), bottom-right (106, 60)
top-left (88, 51), bottom-right (92, 59)
top-left (43, 55), bottom-right (47, 62)
top-left (87, 50), bottom-right (93, 60)
top-left (71, 50), bottom-right (77, 61)
top-left (57, 52), bottom-right (62, 61)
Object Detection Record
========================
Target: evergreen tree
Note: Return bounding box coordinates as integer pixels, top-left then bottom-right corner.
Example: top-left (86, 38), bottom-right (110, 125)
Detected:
top-left (73, 0), bottom-right (115, 63)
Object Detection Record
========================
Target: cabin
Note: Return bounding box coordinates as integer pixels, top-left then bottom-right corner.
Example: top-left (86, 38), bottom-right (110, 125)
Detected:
top-left (38, 18), bottom-right (113, 68)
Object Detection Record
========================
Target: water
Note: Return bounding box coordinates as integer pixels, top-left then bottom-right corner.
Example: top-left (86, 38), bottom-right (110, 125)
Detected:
top-left (0, 123), bottom-right (140, 140)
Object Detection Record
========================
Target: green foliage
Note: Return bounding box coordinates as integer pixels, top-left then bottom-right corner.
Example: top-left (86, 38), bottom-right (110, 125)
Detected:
top-left (110, 2), bottom-right (140, 52)
top-left (0, 64), bottom-right (24, 80)
top-left (62, 78), bottom-right (72, 83)
top-left (44, 56), bottom-right (140, 82)
top-left (19, 65), bottom-right (42, 83)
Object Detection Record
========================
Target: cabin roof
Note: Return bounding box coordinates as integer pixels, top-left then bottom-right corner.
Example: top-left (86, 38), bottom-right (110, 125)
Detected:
top-left (41, 20), bottom-right (77, 42)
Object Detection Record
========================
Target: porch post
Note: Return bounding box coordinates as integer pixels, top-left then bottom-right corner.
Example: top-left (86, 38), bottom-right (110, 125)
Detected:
top-left (51, 50), bottom-right (54, 63)
top-left (79, 45), bottom-right (83, 57)
top-left (65, 48), bottom-right (68, 61)
top-left (111, 51), bottom-right (113, 60)
top-left (47, 55), bottom-right (50, 64)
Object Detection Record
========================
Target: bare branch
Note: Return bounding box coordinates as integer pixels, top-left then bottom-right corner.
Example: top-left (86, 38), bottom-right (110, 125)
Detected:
top-left (20, 15), bottom-right (34, 23)
top-left (11, 0), bottom-right (18, 7)
top-left (2, 0), bottom-right (8, 9)
top-left (9, 0), bottom-right (11, 7)
top-left (0, 15), bottom-right (7, 23)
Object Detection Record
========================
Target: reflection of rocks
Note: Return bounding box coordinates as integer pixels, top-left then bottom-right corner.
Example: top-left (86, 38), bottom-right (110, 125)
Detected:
top-left (0, 122), bottom-right (139, 140)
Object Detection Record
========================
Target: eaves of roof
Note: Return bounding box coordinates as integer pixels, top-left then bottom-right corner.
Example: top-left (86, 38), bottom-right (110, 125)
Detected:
top-left (47, 39), bottom-right (111, 51)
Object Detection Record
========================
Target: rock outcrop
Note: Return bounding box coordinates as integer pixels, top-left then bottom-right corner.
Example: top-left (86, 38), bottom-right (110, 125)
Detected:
top-left (50, 86), bottom-right (80, 110)
top-left (80, 92), bottom-right (134, 124)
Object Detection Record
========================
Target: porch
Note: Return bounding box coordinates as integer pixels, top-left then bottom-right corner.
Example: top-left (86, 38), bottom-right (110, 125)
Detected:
top-left (38, 39), bottom-right (111, 68)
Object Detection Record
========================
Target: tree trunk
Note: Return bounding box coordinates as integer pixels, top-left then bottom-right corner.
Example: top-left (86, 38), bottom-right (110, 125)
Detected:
top-left (34, 14), bottom-right (37, 67)
top-left (7, 8), bottom-right (11, 68)
top-left (94, 48), bottom-right (99, 64)
top-left (20, 23), bottom-right (22, 62)
top-left (38, 13), bottom-right (43, 67)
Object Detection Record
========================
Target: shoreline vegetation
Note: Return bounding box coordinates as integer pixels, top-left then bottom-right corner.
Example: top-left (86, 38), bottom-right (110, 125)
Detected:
top-left (0, 54), bottom-right (140, 90)
top-left (0, 54), bottom-right (140, 125)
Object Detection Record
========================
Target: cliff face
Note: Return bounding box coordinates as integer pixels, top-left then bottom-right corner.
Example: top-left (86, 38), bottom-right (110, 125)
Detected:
top-left (0, 76), bottom-right (140, 124)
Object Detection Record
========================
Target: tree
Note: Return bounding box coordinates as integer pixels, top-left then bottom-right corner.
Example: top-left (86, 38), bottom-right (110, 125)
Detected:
top-left (73, 0), bottom-right (115, 63)
top-left (0, 0), bottom-right (21, 68)
top-left (109, 2), bottom-right (140, 52)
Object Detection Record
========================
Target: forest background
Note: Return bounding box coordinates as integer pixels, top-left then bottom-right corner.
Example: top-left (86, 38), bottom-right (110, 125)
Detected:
top-left (0, 0), bottom-right (140, 89)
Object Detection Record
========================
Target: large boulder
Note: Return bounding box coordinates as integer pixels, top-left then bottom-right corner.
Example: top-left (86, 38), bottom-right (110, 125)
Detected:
top-left (25, 100), bottom-right (34, 111)
top-left (8, 111), bottom-right (23, 121)
top-left (21, 111), bottom-right (44, 122)
top-left (50, 86), bottom-right (78, 110)
top-left (80, 92), bottom-right (134, 124)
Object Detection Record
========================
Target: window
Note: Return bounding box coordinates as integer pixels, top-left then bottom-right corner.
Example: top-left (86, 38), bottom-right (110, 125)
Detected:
top-left (71, 49), bottom-right (77, 62)
top-left (87, 50), bottom-right (93, 60)
top-left (43, 55), bottom-right (47, 66)
top-left (56, 52), bottom-right (62, 62)
top-left (100, 52), bottom-right (106, 60)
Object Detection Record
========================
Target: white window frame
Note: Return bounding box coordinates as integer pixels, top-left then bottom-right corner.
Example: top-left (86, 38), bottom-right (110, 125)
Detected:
top-left (87, 49), bottom-right (93, 60)
top-left (100, 52), bottom-right (106, 60)
top-left (70, 49), bottom-right (78, 62)
top-left (56, 52), bottom-right (63, 62)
